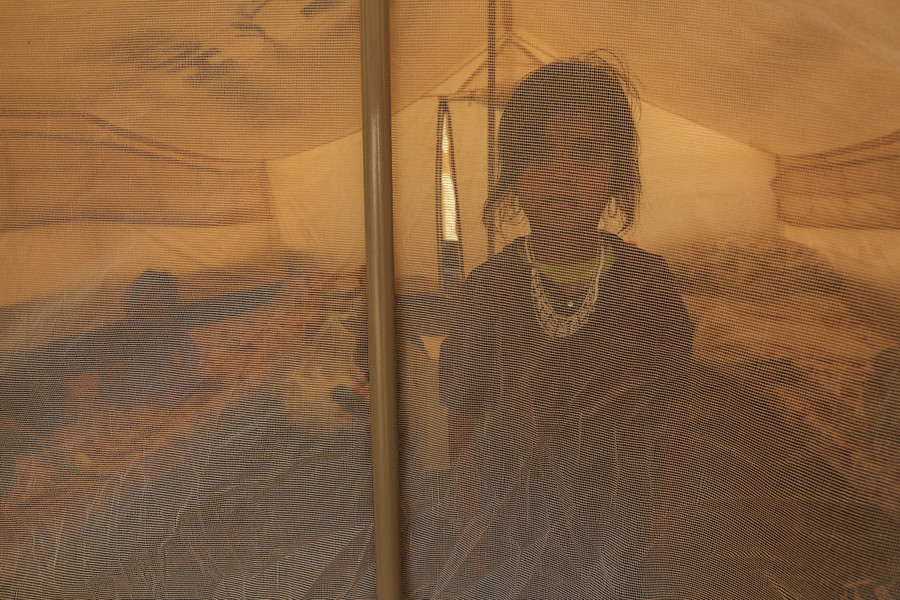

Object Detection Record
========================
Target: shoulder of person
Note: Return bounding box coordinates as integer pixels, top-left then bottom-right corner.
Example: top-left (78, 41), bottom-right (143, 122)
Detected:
top-left (603, 233), bottom-right (675, 282)
top-left (462, 238), bottom-right (527, 291)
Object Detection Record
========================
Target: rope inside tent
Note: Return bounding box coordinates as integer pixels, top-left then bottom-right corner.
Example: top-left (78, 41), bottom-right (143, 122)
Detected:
top-left (486, 0), bottom-right (498, 255)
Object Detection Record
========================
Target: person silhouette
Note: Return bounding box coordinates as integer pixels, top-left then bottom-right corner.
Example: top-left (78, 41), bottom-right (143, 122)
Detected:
top-left (437, 55), bottom-right (695, 597)
top-left (94, 270), bottom-right (199, 406)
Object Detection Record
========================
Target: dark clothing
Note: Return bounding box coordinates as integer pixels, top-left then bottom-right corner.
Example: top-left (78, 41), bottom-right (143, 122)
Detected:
top-left (440, 233), bottom-right (693, 420)
top-left (436, 233), bottom-right (695, 597)
top-left (96, 319), bottom-right (199, 406)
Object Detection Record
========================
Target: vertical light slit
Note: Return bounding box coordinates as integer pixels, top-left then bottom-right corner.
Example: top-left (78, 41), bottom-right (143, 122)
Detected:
top-left (441, 117), bottom-right (460, 242)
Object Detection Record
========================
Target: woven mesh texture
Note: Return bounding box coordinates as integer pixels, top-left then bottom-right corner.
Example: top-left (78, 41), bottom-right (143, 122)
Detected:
top-left (1, 1), bottom-right (898, 598)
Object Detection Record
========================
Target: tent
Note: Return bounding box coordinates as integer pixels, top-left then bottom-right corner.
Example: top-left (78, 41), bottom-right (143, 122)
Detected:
top-left (1, 0), bottom-right (898, 598)
top-left (2, 1), bottom-right (899, 315)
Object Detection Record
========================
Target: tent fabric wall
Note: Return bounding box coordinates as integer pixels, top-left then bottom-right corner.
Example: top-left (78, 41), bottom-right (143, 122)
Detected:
top-left (509, 0), bottom-right (900, 154)
top-left (0, 0), bottom-right (482, 160)
top-left (781, 225), bottom-right (900, 297)
top-left (0, 120), bottom-right (271, 229)
top-left (775, 131), bottom-right (900, 230)
top-left (1, 0), bottom-right (898, 302)
top-left (1, 0), bottom-right (897, 157)
top-left (1, 0), bottom-right (899, 597)
top-left (272, 72), bottom-right (779, 290)
top-left (773, 131), bottom-right (900, 297)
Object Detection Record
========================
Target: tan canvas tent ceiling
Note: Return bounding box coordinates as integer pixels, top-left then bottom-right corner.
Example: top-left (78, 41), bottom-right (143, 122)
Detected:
top-left (1, 0), bottom-right (899, 598)
top-left (3, 0), bottom-right (898, 156)
top-left (2, 0), bottom-right (899, 320)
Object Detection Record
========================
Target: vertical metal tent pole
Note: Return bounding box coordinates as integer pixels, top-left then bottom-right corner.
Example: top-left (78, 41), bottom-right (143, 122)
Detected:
top-left (360, 0), bottom-right (402, 598)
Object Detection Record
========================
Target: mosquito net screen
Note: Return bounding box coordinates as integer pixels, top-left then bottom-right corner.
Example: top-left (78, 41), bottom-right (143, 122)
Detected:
top-left (0, 1), bottom-right (380, 597)
top-left (1, 1), bottom-right (899, 599)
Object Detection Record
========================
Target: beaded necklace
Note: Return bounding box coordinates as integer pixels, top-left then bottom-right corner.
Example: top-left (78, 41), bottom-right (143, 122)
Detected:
top-left (524, 238), bottom-right (607, 338)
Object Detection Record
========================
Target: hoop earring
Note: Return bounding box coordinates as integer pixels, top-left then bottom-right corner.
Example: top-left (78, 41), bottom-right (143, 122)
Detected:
top-left (605, 197), bottom-right (618, 219)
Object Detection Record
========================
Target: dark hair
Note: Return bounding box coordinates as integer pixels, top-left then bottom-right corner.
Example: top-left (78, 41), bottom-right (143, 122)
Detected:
top-left (488, 52), bottom-right (642, 232)
top-left (125, 269), bottom-right (179, 315)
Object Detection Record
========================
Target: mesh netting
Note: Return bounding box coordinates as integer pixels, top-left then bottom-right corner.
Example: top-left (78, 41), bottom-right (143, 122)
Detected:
top-left (1, 1), bottom-right (898, 598)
